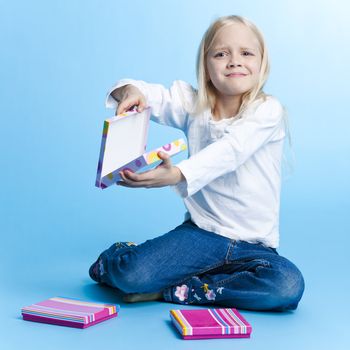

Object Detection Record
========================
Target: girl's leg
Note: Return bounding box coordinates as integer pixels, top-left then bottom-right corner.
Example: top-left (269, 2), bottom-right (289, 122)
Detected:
top-left (89, 220), bottom-right (232, 295)
top-left (163, 241), bottom-right (305, 311)
top-left (90, 241), bottom-right (163, 302)
top-left (89, 241), bottom-right (137, 287)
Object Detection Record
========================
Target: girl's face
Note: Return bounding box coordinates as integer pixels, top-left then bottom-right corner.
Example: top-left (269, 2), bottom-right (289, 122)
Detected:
top-left (206, 23), bottom-right (262, 100)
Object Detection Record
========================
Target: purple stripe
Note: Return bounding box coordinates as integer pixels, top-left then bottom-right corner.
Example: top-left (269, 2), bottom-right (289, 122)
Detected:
top-left (211, 309), bottom-right (230, 334)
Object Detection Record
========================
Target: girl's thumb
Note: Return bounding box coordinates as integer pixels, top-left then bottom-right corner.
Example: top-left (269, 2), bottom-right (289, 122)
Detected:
top-left (158, 151), bottom-right (171, 163)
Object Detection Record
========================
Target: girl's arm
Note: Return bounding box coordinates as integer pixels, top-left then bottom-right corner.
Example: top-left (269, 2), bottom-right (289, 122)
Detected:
top-left (173, 97), bottom-right (286, 197)
top-left (118, 97), bottom-right (286, 194)
top-left (106, 79), bottom-right (196, 132)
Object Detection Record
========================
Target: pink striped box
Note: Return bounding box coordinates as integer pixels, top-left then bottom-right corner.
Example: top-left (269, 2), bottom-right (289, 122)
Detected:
top-left (170, 308), bottom-right (252, 340)
top-left (21, 297), bottom-right (120, 328)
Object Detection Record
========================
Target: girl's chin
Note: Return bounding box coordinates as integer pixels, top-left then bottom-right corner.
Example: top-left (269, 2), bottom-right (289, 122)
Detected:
top-left (216, 88), bottom-right (249, 98)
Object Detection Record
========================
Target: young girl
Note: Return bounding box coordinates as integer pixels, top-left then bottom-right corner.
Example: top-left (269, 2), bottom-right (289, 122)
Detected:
top-left (89, 15), bottom-right (305, 311)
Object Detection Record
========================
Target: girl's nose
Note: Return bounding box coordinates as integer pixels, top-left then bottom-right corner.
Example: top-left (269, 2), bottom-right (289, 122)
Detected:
top-left (227, 54), bottom-right (242, 68)
top-left (228, 62), bottom-right (242, 68)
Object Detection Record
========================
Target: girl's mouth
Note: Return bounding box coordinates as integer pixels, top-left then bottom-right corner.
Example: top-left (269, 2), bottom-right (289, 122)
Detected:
top-left (226, 73), bottom-right (247, 77)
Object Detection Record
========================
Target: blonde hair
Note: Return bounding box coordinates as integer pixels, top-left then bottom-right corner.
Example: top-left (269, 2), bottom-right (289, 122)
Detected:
top-left (194, 15), bottom-right (270, 118)
top-left (192, 15), bottom-right (294, 178)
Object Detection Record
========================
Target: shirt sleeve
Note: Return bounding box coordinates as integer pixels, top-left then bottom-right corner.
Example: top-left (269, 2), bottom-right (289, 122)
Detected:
top-left (105, 79), bottom-right (196, 131)
top-left (172, 97), bottom-right (286, 198)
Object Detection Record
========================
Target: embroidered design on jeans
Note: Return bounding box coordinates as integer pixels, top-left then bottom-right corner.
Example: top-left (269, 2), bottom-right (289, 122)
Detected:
top-left (205, 289), bottom-right (216, 301)
top-left (175, 285), bottom-right (189, 301)
top-left (216, 287), bottom-right (224, 294)
top-left (193, 293), bottom-right (202, 301)
top-left (201, 283), bottom-right (210, 293)
top-left (201, 283), bottom-right (216, 301)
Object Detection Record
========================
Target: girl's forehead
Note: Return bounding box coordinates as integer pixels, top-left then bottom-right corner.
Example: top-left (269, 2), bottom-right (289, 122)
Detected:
top-left (212, 23), bottom-right (259, 49)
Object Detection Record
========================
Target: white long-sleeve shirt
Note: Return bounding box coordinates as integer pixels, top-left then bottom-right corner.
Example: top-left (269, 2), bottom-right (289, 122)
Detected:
top-left (106, 80), bottom-right (286, 248)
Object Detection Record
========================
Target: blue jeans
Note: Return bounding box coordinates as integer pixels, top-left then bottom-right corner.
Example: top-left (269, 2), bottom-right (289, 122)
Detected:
top-left (89, 220), bottom-right (305, 311)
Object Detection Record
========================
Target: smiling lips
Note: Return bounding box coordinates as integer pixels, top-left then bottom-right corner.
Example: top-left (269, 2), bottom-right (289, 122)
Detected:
top-left (226, 72), bottom-right (247, 77)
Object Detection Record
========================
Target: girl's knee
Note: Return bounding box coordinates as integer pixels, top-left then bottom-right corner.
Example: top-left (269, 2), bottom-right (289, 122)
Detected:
top-left (272, 263), bottom-right (305, 310)
top-left (113, 269), bottom-right (154, 293)
top-left (90, 242), bottom-right (144, 292)
top-left (106, 249), bottom-right (156, 293)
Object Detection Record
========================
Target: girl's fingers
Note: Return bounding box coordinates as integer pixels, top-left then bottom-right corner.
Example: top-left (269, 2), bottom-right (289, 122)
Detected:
top-left (118, 170), bottom-right (160, 188)
top-left (117, 97), bottom-right (147, 115)
top-left (119, 171), bottom-right (144, 185)
top-left (137, 99), bottom-right (147, 112)
top-left (117, 100), bottom-right (135, 115)
top-left (119, 171), bottom-right (129, 182)
top-left (118, 177), bottom-right (154, 188)
top-left (123, 170), bottom-right (153, 182)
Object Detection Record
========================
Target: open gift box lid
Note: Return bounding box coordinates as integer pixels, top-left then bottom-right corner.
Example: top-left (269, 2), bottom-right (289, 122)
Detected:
top-left (95, 107), bottom-right (187, 189)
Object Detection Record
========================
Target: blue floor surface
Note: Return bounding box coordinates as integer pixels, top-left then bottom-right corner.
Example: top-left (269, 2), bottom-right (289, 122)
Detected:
top-left (2, 201), bottom-right (349, 350)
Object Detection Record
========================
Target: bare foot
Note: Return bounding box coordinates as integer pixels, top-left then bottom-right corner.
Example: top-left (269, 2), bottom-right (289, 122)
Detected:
top-left (123, 292), bottom-right (163, 303)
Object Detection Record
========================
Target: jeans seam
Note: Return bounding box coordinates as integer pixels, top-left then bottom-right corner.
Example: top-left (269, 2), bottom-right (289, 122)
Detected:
top-left (224, 240), bottom-right (235, 262)
top-left (169, 261), bottom-right (225, 288)
top-left (215, 270), bottom-right (252, 287)
top-left (214, 259), bottom-right (273, 287)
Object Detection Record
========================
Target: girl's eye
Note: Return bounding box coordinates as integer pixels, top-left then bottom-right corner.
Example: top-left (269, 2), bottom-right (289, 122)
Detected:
top-left (214, 52), bottom-right (227, 58)
top-left (242, 51), bottom-right (254, 56)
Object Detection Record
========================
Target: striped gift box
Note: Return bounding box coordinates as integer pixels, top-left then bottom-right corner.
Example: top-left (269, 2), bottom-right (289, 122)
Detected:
top-left (170, 308), bottom-right (252, 340)
top-left (22, 297), bottom-right (120, 328)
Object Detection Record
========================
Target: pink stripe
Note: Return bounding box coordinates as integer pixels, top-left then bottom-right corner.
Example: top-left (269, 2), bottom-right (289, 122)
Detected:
top-left (24, 305), bottom-right (91, 319)
top-left (23, 309), bottom-right (89, 324)
top-left (36, 300), bottom-right (104, 314)
top-left (218, 309), bottom-right (242, 334)
top-left (227, 308), bottom-right (251, 330)
top-left (181, 309), bottom-right (218, 327)
top-left (208, 309), bottom-right (227, 334)
top-left (183, 333), bottom-right (250, 340)
top-left (179, 309), bottom-right (224, 336)
top-left (219, 309), bottom-right (241, 327)
top-left (23, 305), bottom-right (110, 324)
top-left (24, 307), bottom-right (93, 323)
top-left (23, 313), bottom-right (118, 328)
top-left (238, 313), bottom-right (251, 329)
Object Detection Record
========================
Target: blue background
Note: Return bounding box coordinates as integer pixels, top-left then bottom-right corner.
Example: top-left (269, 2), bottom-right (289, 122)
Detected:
top-left (1, 0), bottom-right (349, 349)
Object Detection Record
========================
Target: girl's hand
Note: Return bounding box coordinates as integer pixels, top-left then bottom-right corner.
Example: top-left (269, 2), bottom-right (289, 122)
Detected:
top-left (117, 151), bottom-right (185, 189)
top-left (111, 85), bottom-right (147, 115)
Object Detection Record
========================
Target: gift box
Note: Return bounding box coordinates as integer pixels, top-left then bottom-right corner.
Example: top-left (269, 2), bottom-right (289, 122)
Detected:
top-left (170, 308), bottom-right (252, 340)
top-left (21, 297), bottom-right (120, 328)
top-left (95, 107), bottom-right (187, 189)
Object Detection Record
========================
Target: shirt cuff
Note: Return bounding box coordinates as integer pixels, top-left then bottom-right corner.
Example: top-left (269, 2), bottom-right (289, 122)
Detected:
top-left (105, 94), bottom-right (118, 109)
top-left (105, 79), bottom-right (147, 109)
top-left (171, 162), bottom-right (196, 198)
top-left (171, 179), bottom-right (188, 198)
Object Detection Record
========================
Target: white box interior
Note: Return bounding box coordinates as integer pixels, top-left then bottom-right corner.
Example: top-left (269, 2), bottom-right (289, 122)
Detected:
top-left (101, 110), bottom-right (150, 177)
